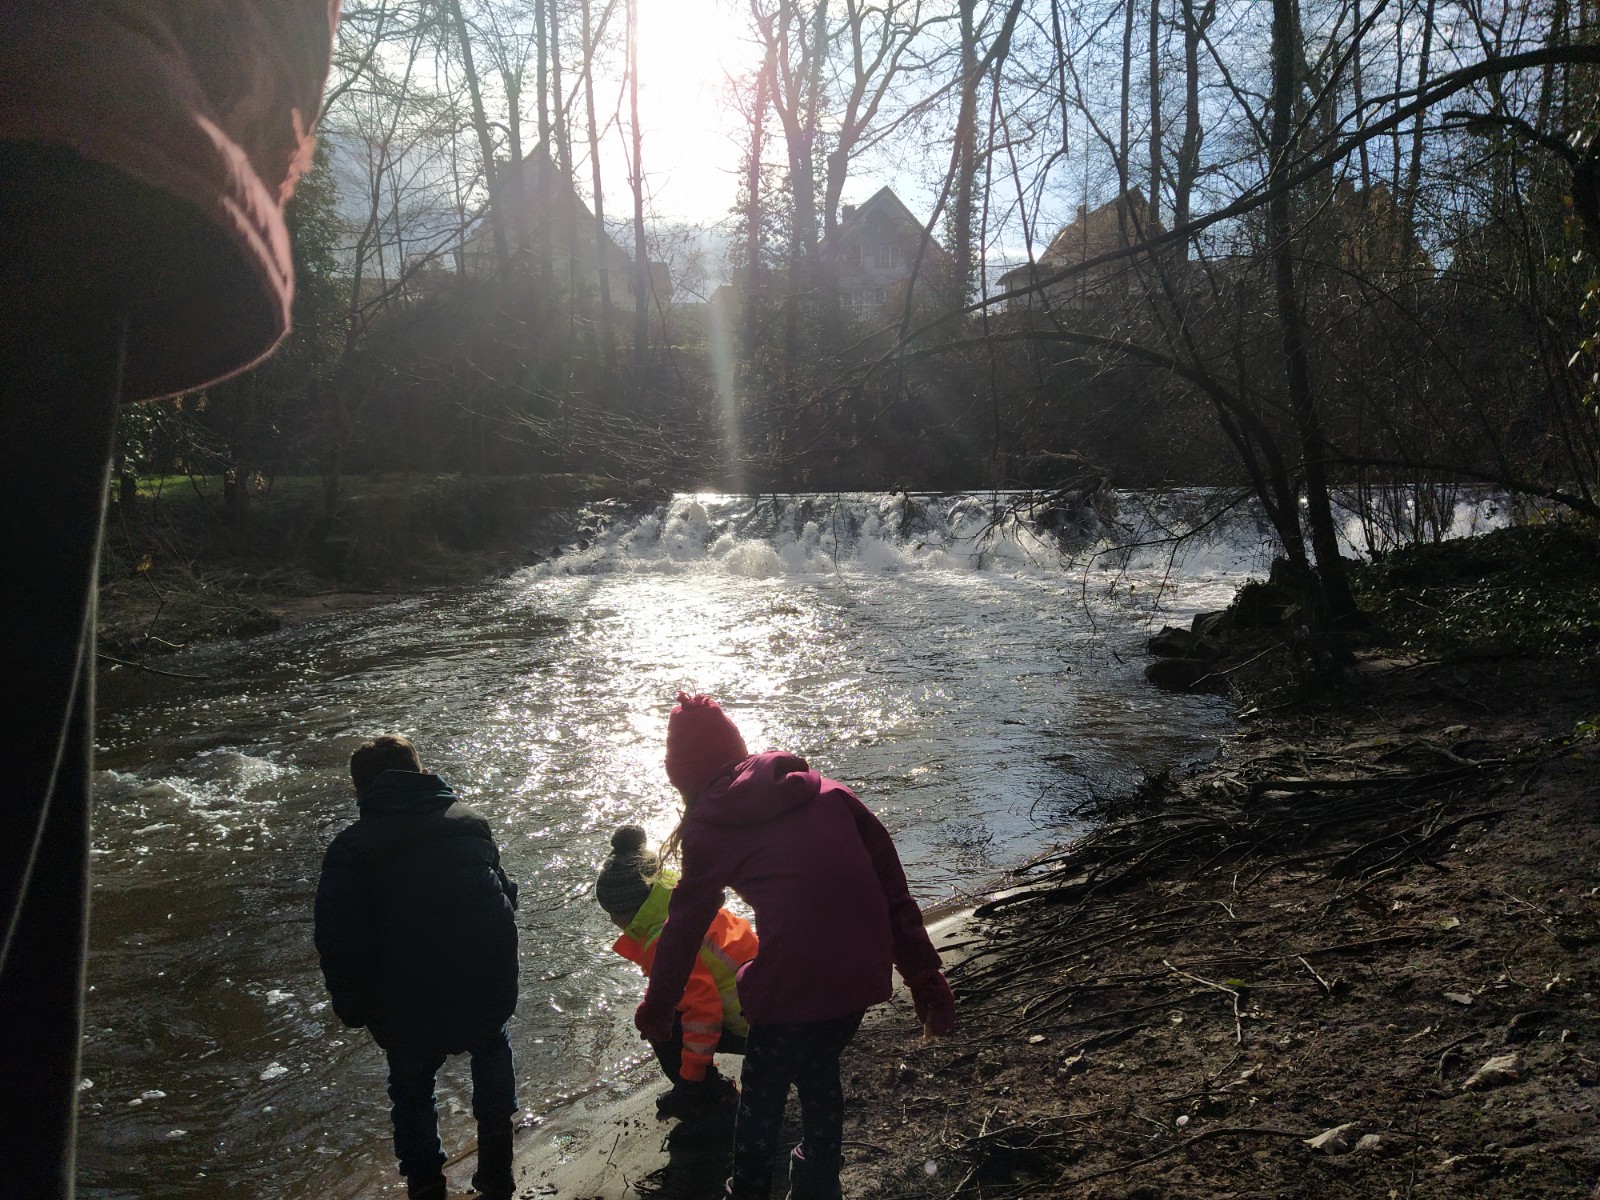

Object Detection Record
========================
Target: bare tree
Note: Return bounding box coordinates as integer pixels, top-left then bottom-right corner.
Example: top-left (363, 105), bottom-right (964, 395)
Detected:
top-left (446, 0), bottom-right (510, 269)
top-left (627, 0), bottom-right (649, 366)
top-left (1268, 0), bottom-right (1354, 619)
top-left (580, 0), bottom-right (619, 370)
top-left (820, 0), bottom-right (940, 238)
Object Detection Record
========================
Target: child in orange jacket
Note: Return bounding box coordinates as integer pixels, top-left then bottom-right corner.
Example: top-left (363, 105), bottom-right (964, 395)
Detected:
top-left (597, 825), bottom-right (758, 1127)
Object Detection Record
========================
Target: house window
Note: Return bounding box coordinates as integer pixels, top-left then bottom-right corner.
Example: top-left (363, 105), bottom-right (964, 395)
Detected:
top-left (841, 287), bottom-right (890, 319)
top-left (852, 243), bottom-right (904, 269)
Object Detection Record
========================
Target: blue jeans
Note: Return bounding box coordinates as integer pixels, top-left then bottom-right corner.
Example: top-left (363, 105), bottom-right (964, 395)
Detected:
top-left (385, 1025), bottom-right (517, 1178)
top-left (729, 1012), bottom-right (863, 1200)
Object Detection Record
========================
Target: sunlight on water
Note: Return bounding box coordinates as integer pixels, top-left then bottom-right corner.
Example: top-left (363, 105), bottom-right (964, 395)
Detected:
top-left (83, 488), bottom-right (1509, 1200)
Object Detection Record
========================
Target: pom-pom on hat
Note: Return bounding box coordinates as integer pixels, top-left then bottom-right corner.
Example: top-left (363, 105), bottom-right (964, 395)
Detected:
top-left (664, 692), bottom-right (748, 796)
top-left (596, 825), bottom-right (657, 919)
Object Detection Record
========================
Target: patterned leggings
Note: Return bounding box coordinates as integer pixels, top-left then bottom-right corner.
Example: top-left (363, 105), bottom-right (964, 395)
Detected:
top-left (729, 1011), bottom-right (864, 1200)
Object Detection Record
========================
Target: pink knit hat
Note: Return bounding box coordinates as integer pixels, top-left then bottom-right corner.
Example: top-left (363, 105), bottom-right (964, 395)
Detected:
top-left (664, 692), bottom-right (748, 795)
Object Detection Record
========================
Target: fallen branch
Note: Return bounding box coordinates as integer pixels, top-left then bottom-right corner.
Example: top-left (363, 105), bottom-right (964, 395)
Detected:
top-left (1247, 764), bottom-right (1485, 800)
top-left (1295, 932), bottom-right (1430, 958)
top-left (1296, 955), bottom-right (1334, 995)
top-left (96, 653), bottom-right (210, 681)
top-left (1165, 959), bottom-right (1243, 1044)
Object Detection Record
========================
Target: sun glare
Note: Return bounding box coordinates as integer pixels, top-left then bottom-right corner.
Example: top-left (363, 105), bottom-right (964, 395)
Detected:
top-left (633, 0), bottom-right (754, 219)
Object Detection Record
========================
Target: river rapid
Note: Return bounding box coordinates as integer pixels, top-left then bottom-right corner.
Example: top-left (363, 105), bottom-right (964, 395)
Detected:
top-left (79, 490), bottom-right (1296, 1198)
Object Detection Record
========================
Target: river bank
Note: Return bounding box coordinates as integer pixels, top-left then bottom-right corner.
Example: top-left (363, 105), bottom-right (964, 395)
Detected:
top-left (94, 471), bottom-right (632, 661)
top-left (470, 525), bottom-right (1600, 1200)
top-left (473, 647), bottom-right (1598, 1200)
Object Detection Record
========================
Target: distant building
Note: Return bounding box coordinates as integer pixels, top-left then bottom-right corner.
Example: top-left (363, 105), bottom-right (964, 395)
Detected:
top-left (818, 187), bottom-right (951, 322)
top-left (461, 149), bottom-right (669, 304)
top-left (1321, 180), bottom-right (1429, 274)
top-left (997, 189), bottom-right (1161, 311)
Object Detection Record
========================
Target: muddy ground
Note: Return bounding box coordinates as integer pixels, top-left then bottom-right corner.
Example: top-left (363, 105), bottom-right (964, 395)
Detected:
top-left (843, 650), bottom-right (1600, 1200)
top-left (94, 553), bottom-right (516, 663)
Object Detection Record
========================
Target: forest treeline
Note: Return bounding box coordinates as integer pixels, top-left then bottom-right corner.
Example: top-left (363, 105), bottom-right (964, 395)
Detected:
top-left (115, 0), bottom-right (1600, 622)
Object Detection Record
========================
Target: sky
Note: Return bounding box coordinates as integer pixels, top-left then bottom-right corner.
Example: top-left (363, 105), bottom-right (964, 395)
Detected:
top-left (629, 0), bottom-right (753, 223)
top-left (623, 0), bottom-right (940, 229)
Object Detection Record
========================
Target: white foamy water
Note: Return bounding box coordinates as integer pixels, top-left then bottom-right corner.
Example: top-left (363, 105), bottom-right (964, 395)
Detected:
top-left (84, 488), bottom-right (1493, 1200)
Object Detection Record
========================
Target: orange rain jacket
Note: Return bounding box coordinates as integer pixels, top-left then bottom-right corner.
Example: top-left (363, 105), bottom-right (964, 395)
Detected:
top-left (613, 872), bottom-right (758, 1081)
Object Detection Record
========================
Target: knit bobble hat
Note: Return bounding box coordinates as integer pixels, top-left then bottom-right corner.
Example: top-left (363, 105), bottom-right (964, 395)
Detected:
top-left (596, 825), bottom-right (657, 919)
top-left (664, 692), bottom-right (748, 796)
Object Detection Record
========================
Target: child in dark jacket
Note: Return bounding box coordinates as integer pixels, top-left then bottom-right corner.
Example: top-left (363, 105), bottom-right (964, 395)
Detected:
top-left (635, 694), bottom-right (956, 1200)
top-left (314, 735), bottom-right (521, 1200)
top-left (597, 824), bottom-right (757, 1135)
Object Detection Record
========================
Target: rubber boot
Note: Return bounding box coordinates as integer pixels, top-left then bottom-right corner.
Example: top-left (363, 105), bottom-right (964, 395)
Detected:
top-left (405, 1173), bottom-right (447, 1200)
top-left (471, 1123), bottom-right (515, 1200)
top-left (787, 1146), bottom-right (844, 1200)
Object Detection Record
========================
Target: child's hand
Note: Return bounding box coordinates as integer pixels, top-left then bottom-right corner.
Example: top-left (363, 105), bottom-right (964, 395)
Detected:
top-left (635, 998), bottom-right (675, 1044)
top-left (906, 968), bottom-right (956, 1037)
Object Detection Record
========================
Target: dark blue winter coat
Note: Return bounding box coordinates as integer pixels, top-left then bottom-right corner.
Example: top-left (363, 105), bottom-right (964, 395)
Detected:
top-left (314, 769), bottom-right (519, 1053)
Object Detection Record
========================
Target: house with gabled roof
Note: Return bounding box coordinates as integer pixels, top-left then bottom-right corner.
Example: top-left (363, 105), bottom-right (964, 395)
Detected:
top-left (997, 189), bottom-right (1161, 311)
top-left (461, 148), bottom-right (665, 303)
top-left (818, 186), bottom-right (951, 322)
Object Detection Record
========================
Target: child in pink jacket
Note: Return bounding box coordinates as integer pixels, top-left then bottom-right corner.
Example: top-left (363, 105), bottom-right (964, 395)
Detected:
top-left (635, 693), bottom-right (955, 1200)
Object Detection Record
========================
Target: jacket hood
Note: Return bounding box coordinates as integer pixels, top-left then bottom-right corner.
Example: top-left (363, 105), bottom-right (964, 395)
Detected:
top-left (688, 751), bottom-right (820, 828)
top-left (620, 872), bottom-right (680, 941)
top-left (356, 769), bottom-right (457, 815)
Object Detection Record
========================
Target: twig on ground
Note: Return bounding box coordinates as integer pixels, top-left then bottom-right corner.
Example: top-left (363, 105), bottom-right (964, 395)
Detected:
top-left (1164, 959), bottom-right (1243, 1044)
top-left (1295, 955), bottom-right (1334, 995)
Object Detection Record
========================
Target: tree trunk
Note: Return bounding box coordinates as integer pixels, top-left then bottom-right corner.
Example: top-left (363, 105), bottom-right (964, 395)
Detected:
top-left (580, 0), bottom-right (616, 372)
top-left (1148, 0), bottom-right (1162, 228)
top-left (536, 0), bottom-right (551, 151)
top-left (952, 0), bottom-right (981, 305)
top-left (1118, 0), bottom-right (1133, 198)
top-left (1173, 0), bottom-right (1210, 255)
top-left (505, 78), bottom-right (524, 168)
top-left (1539, 0), bottom-right (1569, 134)
top-left (446, 0), bottom-right (510, 271)
top-left (1403, 0), bottom-right (1437, 233)
top-left (1352, 0), bottom-right (1370, 190)
top-left (549, 0), bottom-right (584, 373)
top-left (794, 0), bottom-right (829, 257)
top-left (745, 58), bottom-right (772, 366)
top-left (629, 0), bottom-right (649, 369)
top-left (531, 0), bottom-right (554, 284)
top-left (1268, 0), bottom-right (1357, 624)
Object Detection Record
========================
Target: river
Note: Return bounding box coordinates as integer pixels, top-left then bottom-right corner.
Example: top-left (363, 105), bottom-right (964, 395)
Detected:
top-left (78, 489), bottom-right (1290, 1198)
